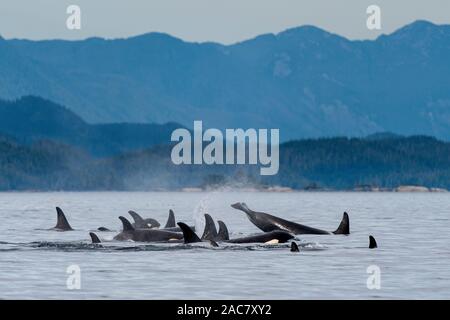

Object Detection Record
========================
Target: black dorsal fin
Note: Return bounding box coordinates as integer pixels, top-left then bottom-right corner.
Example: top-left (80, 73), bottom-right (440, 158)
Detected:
top-left (201, 214), bottom-right (218, 241)
top-left (55, 207), bottom-right (73, 231)
top-left (369, 235), bottom-right (378, 249)
top-left (290, 242), bottom-right (300, 252)
top-left (217, 220), bottom-right (230, 241)
top-left (333, 212), bottom-right (350, 235)
top-left (164, 209), bottom-right (176, 228)
top-left (119, 216), bottom-right (135, 232)
top-left (230, 202), bottom-right (252, 214)
top-left (177, 222), bottom-right (202, 244)
top-left (128, 210), bottom-right (145, 225)
top-left (89, 232), bottom-right (101, 244)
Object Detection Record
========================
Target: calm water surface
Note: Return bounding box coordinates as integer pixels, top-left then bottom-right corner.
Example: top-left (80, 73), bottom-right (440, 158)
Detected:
top-left (0, 192), bottom-right (449, 299)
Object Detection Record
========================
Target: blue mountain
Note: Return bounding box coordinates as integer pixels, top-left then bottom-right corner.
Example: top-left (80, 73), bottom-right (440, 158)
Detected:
top-left (0, 96), bottom-right (182, 156)
top-left (1, 20), bottom-right (450, 140)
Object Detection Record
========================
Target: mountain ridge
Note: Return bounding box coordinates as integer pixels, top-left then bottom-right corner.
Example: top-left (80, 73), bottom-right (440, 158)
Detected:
top-left (0, 96), bottom-right (183, 156)
top-left (1, 20), bottom-right (450, 140)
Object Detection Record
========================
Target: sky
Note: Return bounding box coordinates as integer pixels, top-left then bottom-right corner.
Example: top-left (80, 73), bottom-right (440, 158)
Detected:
top-left (0, 0), bottom-right (449, 44)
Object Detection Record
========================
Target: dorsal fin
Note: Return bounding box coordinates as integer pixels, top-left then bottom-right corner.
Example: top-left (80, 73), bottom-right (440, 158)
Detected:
top-left (231, 202), bottom-right (251, 214)
top-left (217, 220), bottom-right (230, 241)
top-left (333, 212), bottom-right (350, 235)
top-left (177, 222), bottom-right (202, 244)
top-left (55, 207), bottom-right (73, 231)
top-left (369, 235), bottom-right (378, 249)
top-left (97, 227), bottom-right (110, 231)
top-left (89, 232), bottom-right (101, 244)
top-left (201, 214), bottom-right (218, 241)
top-left (290, 242), bottom-right (300, 252)
top-left (119, 216), bottom-right (135, 231)
top-left (128, 210), bottom-right (145, 225)
top-left (164, 209), bottom-right (176, 228)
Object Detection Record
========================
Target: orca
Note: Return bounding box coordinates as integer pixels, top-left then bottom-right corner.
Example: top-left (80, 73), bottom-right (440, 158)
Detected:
top-left (89, 232), bottom-right (102, 244)
top-left (226, 231), bottom-right (294, 244)
top-left (97, 227), bottom-right (111, 232)
top-left (165, 210), bottom-right (176, 228)
top-left (196, 214), bottom-right (228, 241)
top-left (290, 242), bottom-right (300, 252)
top-left (114, 216), bottom-right (183, 242)
top-left (178, 220), bottom-right (294, 245)
top-left (231, 202), bottom-right (349, 235)
top-left (217, 220), bottom-right (230, 241)
top-left (159, 209), bottom-right (196, 232)
top-left (50, 207), bottom-right (73, 231)
top-left (201, 214), bottom-right (218, 241)
top-left (128, 210), bottom-right (161, 229)
top-left (177, 222), bottom-right (218, 247)
top-left (369, 235), bottom-right (377, 249)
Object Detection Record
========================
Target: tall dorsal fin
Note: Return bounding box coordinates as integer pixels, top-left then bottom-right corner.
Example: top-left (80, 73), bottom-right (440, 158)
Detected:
top-left (217, 220), bottom-right (230, 241)
top-left (231, 202), bottom-right (252, 214)
top-left (55, 207), bottom-right (73, 231)
top-left (201, 214), bottom-right (218, 241)
top-left (369, 235), bottom-right (378, 249)
top-left (119, 216), bottom-right (135, 232)
top-left (89, 232), bottom-right (101, 244)
top-left (333, 212), bottom-right (350, 235)
top-left (290, 242), bottom-right (300, 252)
top-left (128, 210), bottom-right (145, 224)
top-left (177, 222), bottom-right (202, 244)
top-left (164, 209), bottom-right (176, 228)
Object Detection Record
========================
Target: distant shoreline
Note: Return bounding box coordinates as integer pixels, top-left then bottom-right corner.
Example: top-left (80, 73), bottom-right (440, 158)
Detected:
top-left (0, 185), bottom-right (447, 193)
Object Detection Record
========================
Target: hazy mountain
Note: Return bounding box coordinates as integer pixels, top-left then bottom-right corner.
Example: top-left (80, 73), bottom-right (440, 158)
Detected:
top-left (1, 20), bottom-right (450, 140)
top-left (0, 96), bottom-right (182, 156)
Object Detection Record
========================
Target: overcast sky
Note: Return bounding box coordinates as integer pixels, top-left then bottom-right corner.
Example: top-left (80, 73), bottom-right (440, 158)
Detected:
top-left (1, 0), bottom-right (449, 43)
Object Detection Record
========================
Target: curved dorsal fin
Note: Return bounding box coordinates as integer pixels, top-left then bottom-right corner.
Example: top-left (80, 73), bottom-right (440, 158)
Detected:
top-left (217, 220), bottom-right (230, 241)
top-left (333, 212), bottom-right (350, 235)
top-left (55, 207), bottom-right (73, 231)
top-left (164, 209), bottom-right (176, 228)
top-left (290, 242), bottom-right (300, 252)
top-left (369, 235), bottom-right (378, 249)
top-left (89, 232), bottom-right (101, 244)
top-left (128, 210), bottom-right (145, 224)
top-left (119, 216), bottom-right (135, 231)
top-left (177, 222), bottom-right (202, 243)
top-left (201, 214), bottom-right (218, 241)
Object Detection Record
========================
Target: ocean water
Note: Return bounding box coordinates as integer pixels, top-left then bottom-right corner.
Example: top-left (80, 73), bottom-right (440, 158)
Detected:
top-left (0, 191), bottom-right (449, 299)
